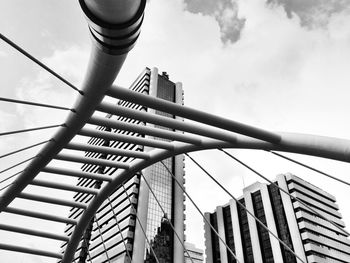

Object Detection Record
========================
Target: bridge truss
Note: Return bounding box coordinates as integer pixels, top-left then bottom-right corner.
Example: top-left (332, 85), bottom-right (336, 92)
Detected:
top-left (0, 1), bottom-right (350, 262)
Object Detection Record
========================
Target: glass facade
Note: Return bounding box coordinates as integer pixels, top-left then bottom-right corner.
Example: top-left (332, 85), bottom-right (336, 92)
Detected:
top-left (144, 73), bottom-right (178, 262)
top-left (237, 199), bottom-right (254, 263)
top-left (210, 213), bottom-right (221, 263)
top-left (222, 205), bottom-right (236, 263)
top-left (268, 184), bottom-right (296, 263)
top-left (251, 191), bottom-right (274, 263)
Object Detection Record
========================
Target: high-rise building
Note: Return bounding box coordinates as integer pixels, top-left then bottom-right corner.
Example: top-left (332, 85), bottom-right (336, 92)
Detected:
top-left (204, 173), bottom-right (350, 263)
top-left (184, 242), bottom-right (204, 263)
top-left (62, 68), bottom-right (185, 263)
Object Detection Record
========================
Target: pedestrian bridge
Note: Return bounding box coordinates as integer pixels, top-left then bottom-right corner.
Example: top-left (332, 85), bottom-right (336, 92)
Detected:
top-left (0, 1), bottom-right (349, 262)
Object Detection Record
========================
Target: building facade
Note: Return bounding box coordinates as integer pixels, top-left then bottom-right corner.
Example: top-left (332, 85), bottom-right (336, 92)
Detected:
top-left (62, 68), bottom-right (185, 263)
top-left (204, 173), bottom-right (350, 263)
top-left (184, 242), bottom-right (204, 263)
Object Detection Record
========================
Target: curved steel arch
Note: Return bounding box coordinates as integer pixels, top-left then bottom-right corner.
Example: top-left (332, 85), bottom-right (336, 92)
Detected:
top-left (63, 132), bottom-right (350, 262)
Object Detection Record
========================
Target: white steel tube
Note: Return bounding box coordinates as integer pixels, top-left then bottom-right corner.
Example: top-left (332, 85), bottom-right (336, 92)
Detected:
top-left (66, 141), bottom-right (150, 159)
top-left (89, 115), bottom-right (202, 145)
top-left (0, 223), bottom-right (69, 241)
top-left (3, 207), bottom-right (77, 225)
top-left (0, 243), bottom-right (62, 259)
top-left (42, 166), bottom-right (112, 182)
top-left (18, 192), bottom-right (87, 209)
top-left (107, 86), bottom-right (281, 143)
top-left (97, 101), bottom-right (238, 144)
top-left (0, 0), bottom-right (146, 211)
top-left (55, 152), bottom-right (130, 169)
top-left (78, 127), bottom-right (175, 150)
top-left (31, 179), bottom-right (99, 195)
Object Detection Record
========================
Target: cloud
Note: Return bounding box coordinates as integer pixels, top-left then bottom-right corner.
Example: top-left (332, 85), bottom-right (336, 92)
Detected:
top-left (184, 0), bottom-right (246, 43)
top-left (15, 45), bottom-right (89, 128)
top-left (0, 50), bottom-right (7, 57)
top-left (0, 110), bottom-right (20, 155)
top-left (266, 0), bottom-right (350, 29)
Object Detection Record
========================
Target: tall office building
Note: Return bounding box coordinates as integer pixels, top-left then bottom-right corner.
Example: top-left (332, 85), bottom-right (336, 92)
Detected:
top-left (62, 68), bottom-right (185, 263)
top-left (204, 173), bottom-right (350, 263)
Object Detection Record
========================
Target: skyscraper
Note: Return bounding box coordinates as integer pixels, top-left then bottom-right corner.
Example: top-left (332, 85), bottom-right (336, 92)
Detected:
top-left (204, 173), bottom-right (350, 263)
top-left (63, 68), bottom-right (185, 263)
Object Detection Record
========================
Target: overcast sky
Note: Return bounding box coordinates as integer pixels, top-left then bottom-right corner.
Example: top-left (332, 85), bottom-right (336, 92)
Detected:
top-left (1, 0), bottom-right (350, 262)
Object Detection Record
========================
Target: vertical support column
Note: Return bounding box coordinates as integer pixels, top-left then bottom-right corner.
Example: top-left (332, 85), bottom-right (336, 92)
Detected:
top-left (229, 199), bottom-right (244, 263)
top-left (204, 212), bottom-right (214, 263)
top-left (173, 82), bottom-right (185, 263)
top-left (260, 184), bottom-right (284, 262)
top-left (244, 190), bottom-right (263, 262)
top-left (132, 68), bottom-right (159, 262)
top-left (277, 174), bottom-right (307, 263)
top-left (216, 206), bottom-right (228, 263)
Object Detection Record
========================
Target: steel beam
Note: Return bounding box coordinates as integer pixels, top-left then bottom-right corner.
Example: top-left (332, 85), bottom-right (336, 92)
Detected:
top-left (31, 179), bottom-right (99, 195)
top-left (42, 166), bottom-right (112, 182)
top-left (66, 141), bottom-right (150, 159)
top-left (18, 193), bottom-right (87, 209)
top-left (3, 207), bottom-right (77, 225)
top-left (107, 86), bottom-right (281, 143)
top-left (0, 223), bottom-right (69, 241)
top-left (78, 127), bottom-right (175, 150)
top-left (89, 115), bottom-right (202, 145)
top-left (97, 101), bottom-right (238, 144)
top-left (55, 152), bottom-right (130, 169)
top-left (0, 243), bottom-right (62, 259)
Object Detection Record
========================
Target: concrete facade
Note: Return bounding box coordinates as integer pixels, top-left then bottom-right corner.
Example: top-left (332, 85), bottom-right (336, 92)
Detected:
top-left (204, 173), bottom-right (350, 263)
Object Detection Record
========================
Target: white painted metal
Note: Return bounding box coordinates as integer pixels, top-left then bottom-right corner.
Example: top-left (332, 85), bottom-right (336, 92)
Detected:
top-left (3, 207), bottom-right (77, 224)
top-left (78, 127), bottom-right (175, 150)
top-left (89, 115), bottom-right (202, 145)
top-left (66, 141), bottom-right (150, 159)
top-left (31, 179), bottom-right (99, 195)
top-left (42, 166), bottom-right (113, 182)
top-left (0, 224), bottom-right (69, 241)
top-left (18, 192), bottom-right (87, 209)
top-left (107, 85), bottom-right (281, 143)
top-left (0, 243), bottom-right (63, 259)
top-left (2, 0), bottom-right (350, 261)
top-left (55, 152), bottom-right (130, 169)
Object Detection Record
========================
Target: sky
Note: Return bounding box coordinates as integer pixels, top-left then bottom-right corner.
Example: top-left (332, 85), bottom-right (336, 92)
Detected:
top-left (1, 0), bottom-right (350, 262)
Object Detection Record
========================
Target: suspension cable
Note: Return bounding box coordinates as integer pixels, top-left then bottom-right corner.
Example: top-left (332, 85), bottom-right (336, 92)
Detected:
top-left (160, 161), bottom-right (239, 263)
top-left (106, 195), bottom-right (133, 262)
top-left (186, 153), bottom-right (307, 263)
top-left (0, 124), bottom-right (63, 137)
top-left (0, 170), bottom-right (23, 185)
top-left (0, 156), bottom-right (36, 174)
top-left (0, 140), bottom-right (49, 159)
top-left (0, 96), bottom-right (72, 111)
top-left (121, 183), bottom-right (161, 263)
top-left (139, 171), bottom-right (195, 263)
top-left (94, 216), bottom-right (111, 263)
top-left (220, 149), bottom-right (350, 237)
top-left (0, 33), bottom-right (83, 95)
top-left (269, 151), bottom-right (350, 187)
